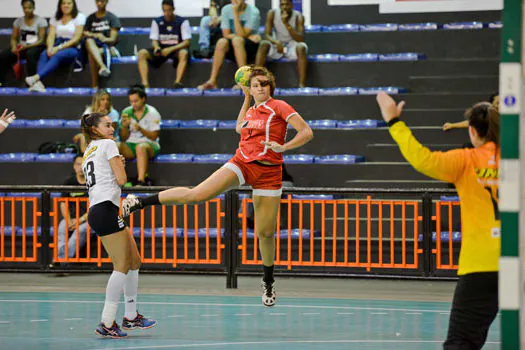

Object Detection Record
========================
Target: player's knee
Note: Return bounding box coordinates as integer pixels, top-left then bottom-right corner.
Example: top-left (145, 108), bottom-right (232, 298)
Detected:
top-left (259, 40), bottom-right (271, 51)
top-left (257, 229), bottom-right (275, 239)
top-left (135, 144), bottom-right (148, 157)
top-left (131, 256), bottom-right (142, 270)
top-left (138, 49), bottom-right (149, 60)
top-left (114, 259), bottom-right (131, 273)
top-left (179, 49), bottom-right (189, 61)
top-left (296, 43), bottom-right (307, 56)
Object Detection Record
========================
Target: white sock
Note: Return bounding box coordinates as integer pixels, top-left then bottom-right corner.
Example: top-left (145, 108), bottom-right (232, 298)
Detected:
top-left (101, 271), bottom-right (127, 327)
top-left (124, 269), bottom-right (139, 320)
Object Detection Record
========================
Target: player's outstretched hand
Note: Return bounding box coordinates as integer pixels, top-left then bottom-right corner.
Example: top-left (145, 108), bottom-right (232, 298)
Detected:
top-left (0, 108), bottom-right (15, 123)
top-left (261, 141), bottom-right (286, 153)
top-left (376, 92), bottom-right (405, 123)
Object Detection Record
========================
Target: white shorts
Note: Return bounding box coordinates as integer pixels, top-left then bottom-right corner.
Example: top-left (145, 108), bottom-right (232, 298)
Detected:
top-left (268, 41), bottom-right (308, 61)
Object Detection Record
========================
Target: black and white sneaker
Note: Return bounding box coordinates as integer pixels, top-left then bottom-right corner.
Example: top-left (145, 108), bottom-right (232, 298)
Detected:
top-left (261, 278), bottom-right (276, 307)
top-left (122, 194), bottom-right (142, 217)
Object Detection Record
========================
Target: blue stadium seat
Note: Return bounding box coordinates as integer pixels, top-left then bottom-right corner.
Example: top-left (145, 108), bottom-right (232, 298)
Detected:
top-left (308, 54), bottom-right (340, 62)
top-left (217, 120), bottom-right (237, 129)
top-left (6, 192), bottom-right (41, 198)
top-left (112, 56), bottom-right (137, 64)
top-left (25, 119), bottom-right (66, 128)
top-left (106, 88), bottom-right (128, 96)
top-left (398, 23), bottom-right (438, 31)
top-left (191, 58), bottom-right (214, 63)
top-left (443, 21), bottom-right (484, 30)
top-left (9, 119), bottom-right (27, 128)
top-left (50, 192), bottom-right (62, 198)
top-left (0, 153), bottom-right (37, 162)
top-left (0, 29), bottom-right (13, 35)
top-left (155, 154), bottom-right (194, 163)
top-left (276, 88), bottom-right (319, 96)
top-left (165, 88), bottom-right (203, 96)
top-left (314, 154), bottom-right (365, 164)
top-left (194, 228), bottom-right (224, 238)
top-left (240, 228), bottom-right (319, 239)
top-left (283, 154), bottom-right (315, 164)
top-left (203, 89), bottom-right (242, 96)
top-left (292, 194), bottom-right (334, 200)
top-left (16, 88), bottom-right (53, 96)
top-left (0, 88), bottom-right (18, 95)
top-left (145, 88), bottom-right (166, 96)
top-left (160, 119), bottom-right (181, 129)
top-left (359, 87), bottom-right (407, 94)
top-left (305, 25), bottom-right (323, 32)
top-left (193, 154), bottom-right (232, 163)
top-left (36, 153), bottom-right (76, 163)
top-left (307, 120), bottom-right (337, 129)
top-left (65, 120), bottom-right (81, 128)
top-left (0, 226), bottom-right (20, 236)
top-left (132, 227), bottom-right (182, 238)
top-left (119, 27), bottom-right (149, 35)
top-left (339, 53), bottom-right (378, 62)
top-left (440, 196), bottom-right (460, 202)
top-left (337, 119), bottom-right (385, 128)
top-left (488, 21), bottom-right (503, 29)
top-left (322, 24), bottom-right (359, 32)
top-left (191, 26), bottom-right (199, 34)
top-left (179, 120), bottom-right (219, 128)
top-left (359, 23), bottom-right (398, 32)
top-left (50, 88), bottom-right (94, 96)
top-left (379, 53), bottom-right (426, 61)
top-left (418, 232), bottom-right (462, 243)
top-left (318, 87), bottom-right (359, 95)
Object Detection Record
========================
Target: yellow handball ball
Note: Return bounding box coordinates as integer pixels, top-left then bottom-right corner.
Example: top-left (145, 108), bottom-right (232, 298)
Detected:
top-left (234, 65), bottom-right (252, 87)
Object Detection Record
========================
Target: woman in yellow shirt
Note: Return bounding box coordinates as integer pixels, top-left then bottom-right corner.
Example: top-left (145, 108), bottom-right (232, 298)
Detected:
top-left (376, 92), bottom-right (500, 350)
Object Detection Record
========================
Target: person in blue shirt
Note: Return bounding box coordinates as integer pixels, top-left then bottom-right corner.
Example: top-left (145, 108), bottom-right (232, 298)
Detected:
top-left (198, 0), bottom-right (261, 90)
top-left (137, 0), bottom-right (191, 89)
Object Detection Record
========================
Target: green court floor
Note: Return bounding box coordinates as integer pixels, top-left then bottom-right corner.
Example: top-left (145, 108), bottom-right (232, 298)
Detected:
top-left (0, 291), bottom-right (500, 350)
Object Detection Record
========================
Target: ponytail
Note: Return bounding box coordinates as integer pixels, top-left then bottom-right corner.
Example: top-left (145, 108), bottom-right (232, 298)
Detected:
top-left (465, 102), bottom-right (500, 148)
top-left (81, 112), bottom-right (106, 143)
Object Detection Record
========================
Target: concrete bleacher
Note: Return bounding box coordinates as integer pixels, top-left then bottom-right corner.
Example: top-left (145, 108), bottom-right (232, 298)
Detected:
top-left (0, 4), bottom-right (500, 189)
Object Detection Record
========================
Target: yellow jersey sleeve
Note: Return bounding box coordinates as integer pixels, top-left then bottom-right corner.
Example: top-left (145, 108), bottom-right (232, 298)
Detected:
top-left (389, 120), bottom-right (466, 183)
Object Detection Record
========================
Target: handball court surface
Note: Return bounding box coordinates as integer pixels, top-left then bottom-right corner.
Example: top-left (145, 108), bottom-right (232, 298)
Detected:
top-left (0, 274), bottom-right (500, 349)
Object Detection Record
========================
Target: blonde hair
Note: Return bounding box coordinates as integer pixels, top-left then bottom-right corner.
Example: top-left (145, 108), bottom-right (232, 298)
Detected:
top-left (89, 89), bottom-right (113, 114)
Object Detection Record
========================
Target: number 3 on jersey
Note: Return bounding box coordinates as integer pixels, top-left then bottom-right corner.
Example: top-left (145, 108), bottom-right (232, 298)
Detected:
top-left (83, 161), bottom-right (96, 189)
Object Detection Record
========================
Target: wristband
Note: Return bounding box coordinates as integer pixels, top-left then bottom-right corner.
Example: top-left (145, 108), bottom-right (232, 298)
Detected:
top-left (387, 117), bottom-right (401, 127)
top-left (0, 120), bottom-right (8, 128)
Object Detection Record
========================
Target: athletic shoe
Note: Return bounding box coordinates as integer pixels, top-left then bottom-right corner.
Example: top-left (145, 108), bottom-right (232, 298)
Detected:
top-left (121, 313), bottom-right (157, 330)
top-left (261, 278), bottom-right (276, 307)
top-left (122, 194), bottom-right (142, 217)
top-left (98, 67), bottom-right (111, 77)
top-left (28, 81), bottom-right (46, 93)
top-left (95, 321), bottom-right (128, 338)
top-left (25, 75), bottom-right (38, 87)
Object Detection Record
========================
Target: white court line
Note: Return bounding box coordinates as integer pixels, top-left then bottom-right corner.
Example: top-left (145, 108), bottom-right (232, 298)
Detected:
top-left (234, 314), bottom-right (252, 316)
top-left (337, 312), bottom-right (354, 315)
top-left (201, 314), bottom-right (218, 317)
top-left (30, 319), bottom-right (48, 322)
top-left (168, 315), bottom-right (185, 318)
top-left (0, 299), bottom-right (450, 314)
top-left (370, 312), bottom-right (388, 315)
top-left (302, 313), bottom-right (320, 315)
top-left (405, 313), bottom-right (422, 315)
top-left (88, 339), bottom-right (501, 350)
top-left (64, 318), bottom-right (83, 321)
top-left (440, 312), bottom-right (450, 315)
top-left (267, 313), bottom-right (286, 316)
top-left (0, 321), bottom-right (10, 324)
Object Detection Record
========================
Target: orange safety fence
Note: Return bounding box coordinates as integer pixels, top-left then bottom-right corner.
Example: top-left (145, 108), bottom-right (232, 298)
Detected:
top-left (433, 199), bottom-right (461, 270)
top-left (51, 196), bottom-right (225, 267)
top-left (0, 196), bottom-right (41, 262)
top-left (238, 195), bottom-right (423, 272)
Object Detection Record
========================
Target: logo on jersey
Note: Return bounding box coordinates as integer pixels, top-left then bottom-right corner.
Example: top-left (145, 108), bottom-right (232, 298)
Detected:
top-left (117, 216), bottom-right (125, 229)
top-left (243, 120), bottom-right (265, 130)
top-left (82, 146), bottom-right (98, 164)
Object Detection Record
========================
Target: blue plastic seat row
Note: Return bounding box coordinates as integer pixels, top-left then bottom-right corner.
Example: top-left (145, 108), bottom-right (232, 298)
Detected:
top-left (440, 196), bottom-right (460, 202)
top-left (0, 153), bottom-right (365, 164)
top-left (0, 86), bottom-right (407, 97)
top-left (418, 232), bottom-right (462, 243)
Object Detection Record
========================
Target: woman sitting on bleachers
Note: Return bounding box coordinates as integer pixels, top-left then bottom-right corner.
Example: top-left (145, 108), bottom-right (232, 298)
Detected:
top-left (25, 0), bottom-right (86, 92)
top-left (0, 0), bottom-right (47, 87)
top-left (73, 89), bottom-right (120, 153)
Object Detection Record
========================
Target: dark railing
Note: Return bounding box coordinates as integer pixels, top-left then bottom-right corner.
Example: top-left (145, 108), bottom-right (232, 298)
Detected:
top-left (0, 185), bottom-right (460, 287)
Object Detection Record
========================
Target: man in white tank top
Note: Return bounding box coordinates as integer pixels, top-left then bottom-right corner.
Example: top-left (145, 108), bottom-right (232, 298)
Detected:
top-left (255, 0), bottom-right (308, 87)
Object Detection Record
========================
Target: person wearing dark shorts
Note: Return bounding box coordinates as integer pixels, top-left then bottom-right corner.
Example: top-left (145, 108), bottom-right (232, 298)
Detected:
top-left (83, 0), bottom-right (121, 89)
top-left (137, 0), bottom-right (191, 89)
top-left (198, 0), bottom-right (261, 90)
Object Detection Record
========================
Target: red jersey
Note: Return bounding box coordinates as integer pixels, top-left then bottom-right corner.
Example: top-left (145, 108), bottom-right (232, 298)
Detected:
top-left (235, 98), bottom-right (298, 164)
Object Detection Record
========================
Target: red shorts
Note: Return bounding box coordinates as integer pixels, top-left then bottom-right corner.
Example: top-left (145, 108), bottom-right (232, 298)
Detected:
top-left (223, 155), bottom-right (282, 196)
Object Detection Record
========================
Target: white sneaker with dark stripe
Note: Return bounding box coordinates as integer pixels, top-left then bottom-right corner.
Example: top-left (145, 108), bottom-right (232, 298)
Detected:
top-left (261, 278), bottom-right (276, 307)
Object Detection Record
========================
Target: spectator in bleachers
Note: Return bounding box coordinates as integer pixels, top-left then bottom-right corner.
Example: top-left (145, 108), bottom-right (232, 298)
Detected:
top-left (194, 0), bottom-right (228, 59)
top-left (25, 0), bottom-right (86, 92)
top-left (198, 0), bottom-right (261, 90)
top-left (0, 0), bottom-right (47, 87)
top-left (119, 84), bottom-right (161, 186)
top-left (137, 0), bottom-right (191, 89)
top-left (256, 0), bottom-right (307, 88)
top-left (73, 89), bottom-right (120, 153)
top-left (0, 109), bottom-right (16, 135)
top-left (57, 155), bottom-right (91, 259)
top-left (83, 0), bottom-right (121, 89)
